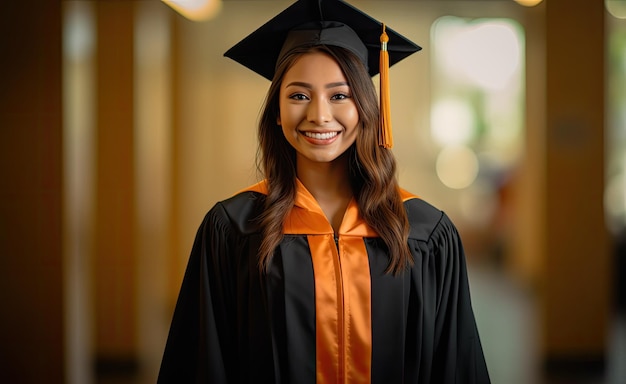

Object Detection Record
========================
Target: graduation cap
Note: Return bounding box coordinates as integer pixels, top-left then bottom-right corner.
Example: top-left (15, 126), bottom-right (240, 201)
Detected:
top-left (224, 0), bottom-right (422, 148)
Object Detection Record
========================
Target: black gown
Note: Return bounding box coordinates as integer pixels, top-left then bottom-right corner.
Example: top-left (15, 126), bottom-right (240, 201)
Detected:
top-left (158, 180), bottom-right (490, 383)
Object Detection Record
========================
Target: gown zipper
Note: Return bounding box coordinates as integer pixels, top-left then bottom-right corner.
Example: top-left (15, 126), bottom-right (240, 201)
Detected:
top-left (332, 233), bottom-right (346, 382)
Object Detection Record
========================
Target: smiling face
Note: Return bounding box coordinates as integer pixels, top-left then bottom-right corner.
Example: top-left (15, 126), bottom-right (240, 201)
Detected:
top-left (278, 51), bottom-right (360, 167)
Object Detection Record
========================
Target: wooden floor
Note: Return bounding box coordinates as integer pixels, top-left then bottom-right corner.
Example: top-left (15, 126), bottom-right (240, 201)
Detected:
top-left (469, 265), bottom-right (626, 384)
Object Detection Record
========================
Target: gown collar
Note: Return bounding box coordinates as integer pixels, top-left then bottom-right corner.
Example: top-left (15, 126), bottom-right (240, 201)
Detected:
top-left (240, 178), bottom-right (417, 237)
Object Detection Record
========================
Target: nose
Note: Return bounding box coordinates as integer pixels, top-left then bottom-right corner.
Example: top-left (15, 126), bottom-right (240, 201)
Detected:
top-left (307, 97), bottom-right (331, 125)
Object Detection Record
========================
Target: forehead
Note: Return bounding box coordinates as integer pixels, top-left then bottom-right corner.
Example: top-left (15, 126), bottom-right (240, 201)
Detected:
top-left (282, 51), bottom-right (348, 82)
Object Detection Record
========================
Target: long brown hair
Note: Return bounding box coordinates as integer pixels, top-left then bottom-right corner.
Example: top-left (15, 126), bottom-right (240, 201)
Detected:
top-left (256, 45), bottom-right (411, 274)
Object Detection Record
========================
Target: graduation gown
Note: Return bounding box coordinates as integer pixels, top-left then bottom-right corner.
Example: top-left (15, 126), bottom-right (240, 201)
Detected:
top-left (158, 180), bottom-right (490, 383)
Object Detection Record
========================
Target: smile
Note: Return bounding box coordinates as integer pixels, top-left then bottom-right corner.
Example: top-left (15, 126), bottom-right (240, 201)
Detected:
top-left (303, 131), bottom-right (339, 140)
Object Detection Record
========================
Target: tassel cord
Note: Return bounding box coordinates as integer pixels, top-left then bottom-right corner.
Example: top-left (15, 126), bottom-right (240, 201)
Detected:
top-left (379, 23), bottom-right (393, 149)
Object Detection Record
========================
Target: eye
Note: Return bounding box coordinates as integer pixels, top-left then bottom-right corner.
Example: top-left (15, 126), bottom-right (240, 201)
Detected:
top-left (289, 93), bottom-right (309, 101)
top-left (330, 92), bottom-right (351, 101)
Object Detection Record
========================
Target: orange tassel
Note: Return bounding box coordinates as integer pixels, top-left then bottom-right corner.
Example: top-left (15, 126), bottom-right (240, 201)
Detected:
top-left (379, 23), bottom-right (392, 149)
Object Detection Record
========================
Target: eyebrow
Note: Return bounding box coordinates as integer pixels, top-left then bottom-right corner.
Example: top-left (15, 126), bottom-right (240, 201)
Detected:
top-left (284, 81), bottom-right (349, 89)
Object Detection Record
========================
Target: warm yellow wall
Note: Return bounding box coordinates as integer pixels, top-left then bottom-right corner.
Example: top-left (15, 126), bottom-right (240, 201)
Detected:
top-left (543, 0), bottom-right (610, 363)
top-left (93, 1), bottom-right (138, 364)
top-left (0, 1), bottom-right (64, 383)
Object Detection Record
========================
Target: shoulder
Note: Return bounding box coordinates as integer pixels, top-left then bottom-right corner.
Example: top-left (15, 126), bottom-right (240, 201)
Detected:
top-left (402, 193), bottom-right (456, 243)
top-left (205, 187), bottom-right (267, 236)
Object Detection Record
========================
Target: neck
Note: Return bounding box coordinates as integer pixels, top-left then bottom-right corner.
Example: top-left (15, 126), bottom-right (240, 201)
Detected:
top-left (296, 153), bottom-right (354, 234)
top-left (296, 154), bottom-right (353, 202)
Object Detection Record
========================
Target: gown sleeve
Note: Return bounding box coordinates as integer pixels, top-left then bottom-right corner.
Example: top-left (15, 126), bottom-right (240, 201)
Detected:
top-left (427, 213), bottom-right (490, 383)
top-left (157, 203), bottom-right (236, 383)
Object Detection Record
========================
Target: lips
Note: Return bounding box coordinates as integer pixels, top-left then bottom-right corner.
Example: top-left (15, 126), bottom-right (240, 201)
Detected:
top-left (302, 131), bottom-right (339, 140)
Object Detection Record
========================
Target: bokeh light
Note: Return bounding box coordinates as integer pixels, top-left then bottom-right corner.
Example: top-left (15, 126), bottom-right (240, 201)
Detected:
top-left (606, 0), bottom-right (626, 19)
top-left (431, 99), bottom-right (475, 146)
top-left (435, 18), bottom-right (521, 90)
top-left (436, 145), bottom-right (479, 189)
top-left (162, 0), bottom-right (222, 21)
top-left (514, 0), bottom-right (543, 7)
top-left (431, 16), bottom-right (524, 193)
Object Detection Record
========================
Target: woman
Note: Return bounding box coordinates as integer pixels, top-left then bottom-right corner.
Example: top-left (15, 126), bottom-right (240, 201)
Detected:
top-left (158, 0), bottom-right (490, 383)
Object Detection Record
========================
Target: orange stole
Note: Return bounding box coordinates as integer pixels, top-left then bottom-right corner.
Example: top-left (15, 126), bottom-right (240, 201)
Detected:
top-left (241, 180), bottom-right (417, 383)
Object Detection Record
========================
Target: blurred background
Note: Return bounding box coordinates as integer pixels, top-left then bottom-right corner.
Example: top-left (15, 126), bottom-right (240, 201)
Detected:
top-left (1, 0), bottom-right (625, 383)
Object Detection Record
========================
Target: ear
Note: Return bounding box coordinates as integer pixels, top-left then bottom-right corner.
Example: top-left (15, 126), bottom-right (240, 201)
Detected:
top-left (277, 116), bottom-right (281, 126)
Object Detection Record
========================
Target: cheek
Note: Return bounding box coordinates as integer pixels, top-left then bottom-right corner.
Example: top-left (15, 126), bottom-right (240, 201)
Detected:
top-left (281, 122), bottom-right (298, 146)
top-left (341, 107), bottom-right (360, 132)
top-left (278, 104), bottom-right (306, 133)
top-left (278, 112), bottom-right (296, 133)
top-left (281, 124), bottom-right (289, 137)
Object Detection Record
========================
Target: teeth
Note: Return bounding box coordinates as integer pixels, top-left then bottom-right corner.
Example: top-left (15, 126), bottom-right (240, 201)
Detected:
top-left (304, 131), bottom-right (338, 140)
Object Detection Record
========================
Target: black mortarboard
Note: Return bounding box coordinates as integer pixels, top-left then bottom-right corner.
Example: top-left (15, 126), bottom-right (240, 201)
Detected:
top-left (224, 0), bottom-right (422, 148)
top-left (223, 0), bottom-right (421, 81)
